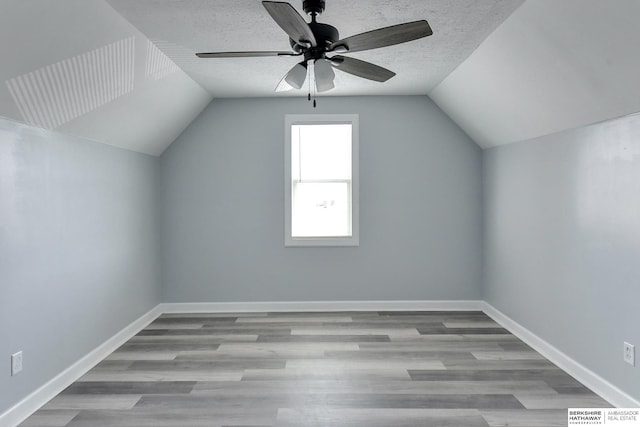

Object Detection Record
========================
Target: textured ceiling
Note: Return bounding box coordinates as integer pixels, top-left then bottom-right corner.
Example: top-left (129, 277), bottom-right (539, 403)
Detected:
top-left (430, 0), bottom-right (640, 148)
top-left (105, 0), bottom-right (524, 97)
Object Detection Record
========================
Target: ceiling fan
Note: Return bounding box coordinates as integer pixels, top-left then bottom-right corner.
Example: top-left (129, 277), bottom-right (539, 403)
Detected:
top-left (196, 0), bottom-right (433, 95)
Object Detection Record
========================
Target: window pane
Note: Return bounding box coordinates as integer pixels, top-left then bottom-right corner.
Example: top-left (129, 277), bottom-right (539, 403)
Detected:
top-left (292, 182), bottom-right (350, 237)
top-left (292, 124), bottom-right (351, 181)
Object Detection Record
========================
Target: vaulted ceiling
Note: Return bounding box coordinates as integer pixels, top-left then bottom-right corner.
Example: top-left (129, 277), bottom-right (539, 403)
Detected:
top-left (430, 0), bottom-right (640, 148)
top-left (0, 0), bottom-right (212, 155)
top-left (1, 0), bottom-right (639, 155)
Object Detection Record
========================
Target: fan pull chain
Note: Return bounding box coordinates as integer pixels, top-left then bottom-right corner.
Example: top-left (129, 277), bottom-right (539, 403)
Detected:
top-left (312, 66), bottom-right (317, 108)
top-left (306, 64), bottom-right (317, 108)
top-left (307, 65), bottom-right (312, 105)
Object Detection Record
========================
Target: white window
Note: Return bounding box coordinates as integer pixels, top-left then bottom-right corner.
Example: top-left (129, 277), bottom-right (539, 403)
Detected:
top-left (285, 114), bottom-right (359, 246)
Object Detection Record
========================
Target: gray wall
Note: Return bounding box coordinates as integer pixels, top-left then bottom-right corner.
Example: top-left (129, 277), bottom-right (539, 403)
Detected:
top-left (160, 96), bottom-right (483, 302)
top-left (483, 113), bottom-right (640, 401)
top-left (0, 118), bottom-right (160, 414)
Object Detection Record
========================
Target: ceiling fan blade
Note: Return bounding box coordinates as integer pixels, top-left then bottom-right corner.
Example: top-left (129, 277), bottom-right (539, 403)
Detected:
top-left (196, 51), bottom-right (297, 58)
top-left (330, 55), bottom-right (395, 82)
top-left (329, 20), bottom-right (432, 53)
top-left (314, 59), bottom-right (335, 93)
top-left (262, 1), bottom-right (317, 47)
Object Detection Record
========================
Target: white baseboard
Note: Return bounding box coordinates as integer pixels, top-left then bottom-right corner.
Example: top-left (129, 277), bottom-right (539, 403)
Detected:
top-left (158, 300), bottom-right (484, 313)
top-left (482, 302), bottom-right (640, 408)
top-left (0, 306), bottom-right (162, 427)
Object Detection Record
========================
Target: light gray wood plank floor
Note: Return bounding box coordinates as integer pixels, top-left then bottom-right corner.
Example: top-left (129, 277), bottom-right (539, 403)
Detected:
top-left (20, 311), bottom-right (611, 427)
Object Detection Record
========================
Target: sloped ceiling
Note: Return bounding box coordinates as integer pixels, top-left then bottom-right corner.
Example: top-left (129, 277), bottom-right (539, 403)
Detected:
top-left (105, 0), bottom-right (524, 97)
top-left (430, 0), bottom-right (640, 148)
top-left (0, 0), bottom-right (212, 156)
top-left (4, 1), bottom-right (637, 154)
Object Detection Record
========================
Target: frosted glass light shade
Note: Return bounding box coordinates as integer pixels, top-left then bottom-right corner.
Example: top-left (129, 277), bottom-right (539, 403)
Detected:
top-left (284, 62), bottom-right (307, 89)
top-left (314, 59), bottom-right (335, 92)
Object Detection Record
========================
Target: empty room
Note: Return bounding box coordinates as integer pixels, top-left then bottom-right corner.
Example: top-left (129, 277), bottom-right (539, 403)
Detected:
top-left (1, 0), bottom-right (639, 426)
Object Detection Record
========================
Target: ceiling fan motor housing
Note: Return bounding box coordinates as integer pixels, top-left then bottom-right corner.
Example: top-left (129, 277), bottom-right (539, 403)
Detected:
top-left (303, 0), bottom-right (325, 15)
top-left (290, 21), bottom-right (339, 59)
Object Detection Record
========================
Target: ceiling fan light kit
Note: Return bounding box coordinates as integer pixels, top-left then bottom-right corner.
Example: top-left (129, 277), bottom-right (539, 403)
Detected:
top-left (196, 0), bottom-right (433, 102)
top-left (284, 62), bottom-right (308, 89)
top-left (313, 58), bottom-right (336, 92)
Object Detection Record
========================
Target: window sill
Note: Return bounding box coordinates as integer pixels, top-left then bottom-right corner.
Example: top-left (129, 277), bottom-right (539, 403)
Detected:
top-left (285, 236), bottom-right (359, 247)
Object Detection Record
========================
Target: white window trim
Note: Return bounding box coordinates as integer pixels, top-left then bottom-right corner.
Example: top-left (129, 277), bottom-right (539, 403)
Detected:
top-left (284, 114), bottom-right (359, 247)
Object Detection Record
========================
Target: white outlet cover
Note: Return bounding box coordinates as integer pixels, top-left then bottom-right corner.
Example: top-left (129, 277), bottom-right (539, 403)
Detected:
top-left (624, 342), bottom-right (635, 366)
top-left (11, 351), bottom-right (23, 376)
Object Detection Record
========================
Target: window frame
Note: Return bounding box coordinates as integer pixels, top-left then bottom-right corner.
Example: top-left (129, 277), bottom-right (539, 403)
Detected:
top-left (284, 114), bottom-right (359, 247)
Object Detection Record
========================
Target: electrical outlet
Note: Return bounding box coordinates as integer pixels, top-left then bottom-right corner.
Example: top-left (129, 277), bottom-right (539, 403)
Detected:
top-left (624, 342), bottom-right (635, 366)
top-left (11, 351), bottom-right (23, 376)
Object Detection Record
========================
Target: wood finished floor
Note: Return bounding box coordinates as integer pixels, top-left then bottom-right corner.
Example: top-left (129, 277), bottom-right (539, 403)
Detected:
top-left (20, 311), bottom-right (611, 427)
